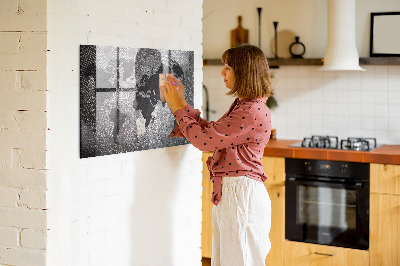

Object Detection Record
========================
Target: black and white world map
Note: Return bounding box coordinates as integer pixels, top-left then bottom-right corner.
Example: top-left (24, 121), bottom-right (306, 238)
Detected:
top-left (80, 45), bottom-right (194, 158)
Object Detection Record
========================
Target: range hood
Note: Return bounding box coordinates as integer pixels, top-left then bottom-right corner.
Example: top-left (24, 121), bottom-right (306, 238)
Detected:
top-left (320, 0), bottom-right (365, 71)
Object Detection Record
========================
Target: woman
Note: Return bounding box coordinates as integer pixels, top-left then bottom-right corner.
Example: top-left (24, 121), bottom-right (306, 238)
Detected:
top-left (161, 44), bottom-right (273, 266)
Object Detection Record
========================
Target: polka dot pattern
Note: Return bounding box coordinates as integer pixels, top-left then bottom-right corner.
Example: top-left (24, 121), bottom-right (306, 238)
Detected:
top-left (169, 97), bottom-right (272, 206)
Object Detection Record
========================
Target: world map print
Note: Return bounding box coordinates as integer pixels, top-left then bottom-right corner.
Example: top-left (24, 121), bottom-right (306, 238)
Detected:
top-left (80, 45), bottom-right (194, 158)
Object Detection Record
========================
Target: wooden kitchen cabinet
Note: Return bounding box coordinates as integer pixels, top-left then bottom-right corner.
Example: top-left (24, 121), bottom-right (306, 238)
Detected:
top-left (370, 163), bottom-right (400, 266)
top-left (264, 184), bottom-right (285, 266)
top-left (370, 193), bottom-right (400, 266)
top-left (284, 241), bottom-right (369, 266)
top-left (370, 163), bottom-right (400, 195)
top-left (201, 154), bottom-right (286, 266)
top-left (262, 156), bottom-right (285, 266)
top-left (202, 152), bottom-right (213, 258)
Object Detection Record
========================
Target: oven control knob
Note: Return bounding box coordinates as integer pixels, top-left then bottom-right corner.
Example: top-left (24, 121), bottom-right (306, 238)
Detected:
top-left (340, 164), bottom-right (347, 174)
top-left (304, 161), bottom-right (312, 171)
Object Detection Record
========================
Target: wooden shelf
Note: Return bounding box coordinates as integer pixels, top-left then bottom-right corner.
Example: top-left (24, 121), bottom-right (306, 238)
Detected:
top-left (203, 57), bottom-right (400, 67)
top-left (359, 57), bottom-right (400, 65)
top-left (203, 58), bottom-right (323, 67)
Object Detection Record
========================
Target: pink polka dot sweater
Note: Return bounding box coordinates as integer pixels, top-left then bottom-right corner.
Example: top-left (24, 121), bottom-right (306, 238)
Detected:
top-left (169, 97), bottom-right (272, 206)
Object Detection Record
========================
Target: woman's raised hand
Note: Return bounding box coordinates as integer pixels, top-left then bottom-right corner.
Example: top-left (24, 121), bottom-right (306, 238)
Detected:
top-left (160, 76), bottom-right (186, 113)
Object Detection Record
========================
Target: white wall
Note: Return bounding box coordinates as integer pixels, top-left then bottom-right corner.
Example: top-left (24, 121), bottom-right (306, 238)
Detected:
top-left (47, 0), bottom-right (203, 266)
top-left (204, 0), bottom-right (400, 58)
top-left (203, 0), bottom-right (400, 145)
top-left (0, 0), bottom-right (48, 265)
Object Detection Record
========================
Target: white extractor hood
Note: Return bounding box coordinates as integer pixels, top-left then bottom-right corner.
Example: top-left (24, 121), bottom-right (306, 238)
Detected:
top-left (320, 0), bottom-right (365, 71)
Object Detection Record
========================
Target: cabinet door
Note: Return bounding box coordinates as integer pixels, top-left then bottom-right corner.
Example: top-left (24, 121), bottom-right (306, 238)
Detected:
top-left (261, 156), bottom-right (285, 185)
top-left (284, 241), bottom-right (369, 266)
top-left (370, 193), bottom-right (400, 266)
top-left (370, 163), bottom-right (400, 195)
top-left (202, 152), bottom-right (213, 258)
top-left (264, 185), bottom-right (284, 266)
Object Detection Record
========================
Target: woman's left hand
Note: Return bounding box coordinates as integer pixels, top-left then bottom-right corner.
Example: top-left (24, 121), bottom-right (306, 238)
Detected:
top-left (160, 77), bottom-right (184, 113)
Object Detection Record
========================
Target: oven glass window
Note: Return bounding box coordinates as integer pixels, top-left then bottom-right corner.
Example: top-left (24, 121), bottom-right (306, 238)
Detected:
top-left (297, 186), bottom-right (356, 230)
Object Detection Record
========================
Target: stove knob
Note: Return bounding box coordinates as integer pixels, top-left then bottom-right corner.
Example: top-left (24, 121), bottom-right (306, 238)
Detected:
top-left (305, 162), bottom-right (312, 171)
top-left (340, 164), bottom-right (347, 174)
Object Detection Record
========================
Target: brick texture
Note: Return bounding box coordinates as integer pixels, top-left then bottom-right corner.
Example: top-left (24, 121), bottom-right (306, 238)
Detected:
top-left (0, 0), bottom-right (47, 265)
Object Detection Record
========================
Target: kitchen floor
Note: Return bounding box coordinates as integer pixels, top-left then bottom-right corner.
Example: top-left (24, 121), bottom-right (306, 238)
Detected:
top-left (202, 257), bottom-right (211, 266)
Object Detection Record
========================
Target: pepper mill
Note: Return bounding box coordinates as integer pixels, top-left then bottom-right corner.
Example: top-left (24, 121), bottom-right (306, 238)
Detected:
top-left (273, 21), bottom-right (279, 58)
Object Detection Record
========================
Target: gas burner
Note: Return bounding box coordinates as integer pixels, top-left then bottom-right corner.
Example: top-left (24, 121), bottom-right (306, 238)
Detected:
top-left (301, 135), bottom-right (339, 149)
top-left (290, 136), bottom-right (380, 151)
top-left (340, 137), bottom-right (377, 151)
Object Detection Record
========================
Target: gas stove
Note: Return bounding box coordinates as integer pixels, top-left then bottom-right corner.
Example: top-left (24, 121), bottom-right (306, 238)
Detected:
top-left (289, 135), bottom-right (381, 151)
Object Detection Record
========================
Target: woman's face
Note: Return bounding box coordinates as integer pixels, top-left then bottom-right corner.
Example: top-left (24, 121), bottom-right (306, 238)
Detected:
top-left (220, 64), bottom-right (235, 89)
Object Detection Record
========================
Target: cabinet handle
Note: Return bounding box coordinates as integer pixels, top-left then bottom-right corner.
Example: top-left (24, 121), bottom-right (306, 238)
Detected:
top-left (314, 252), bottom-right (335, 257)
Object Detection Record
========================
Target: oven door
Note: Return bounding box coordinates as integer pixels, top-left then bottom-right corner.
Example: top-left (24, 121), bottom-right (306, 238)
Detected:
top-left (285, 177), bottom-right (369, 250)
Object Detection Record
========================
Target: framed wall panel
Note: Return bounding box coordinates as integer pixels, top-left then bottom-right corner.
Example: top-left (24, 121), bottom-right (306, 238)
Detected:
top-left (80, 45), bottom-right (194, 158)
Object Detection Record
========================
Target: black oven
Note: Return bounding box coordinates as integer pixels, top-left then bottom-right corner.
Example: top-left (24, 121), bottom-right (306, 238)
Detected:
top-left (285, 158), bottom-right (369, 250)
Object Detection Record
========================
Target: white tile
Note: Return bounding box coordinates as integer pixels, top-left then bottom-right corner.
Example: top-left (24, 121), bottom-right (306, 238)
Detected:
top-left (348, 116), bottom-right (362, 129)
top-left (361, 74), bottom-right (374, 91)
top-left (349, 128), bottom-right (362, 137)
top-left (348, 71), bottom-right (362, 90)
top-left (297, 102), bottom-right (312, 115)
top-left (388, 104), bottom-right (400, 117)
top-left (336, 115), bottom-right (348, 128)
top-left (388, 131), bottom-right (400, 144)
top-left (336, 90), bottom-right (349, 103)
top-left (362, 116), bottom-right (375, 130)
top-left (298, 67), bottom-right (311, 78)
top-left (323, 103), bottom-right (336, 115)
top-left (374, 117), bottom-right (389, 130)
top-left (375, 104), bottom-right (389, 117)
top-left (311, 87), bottom-right (323, 101)
top-left (374, 78), bottom-right (388, 91)
top-left (323, 115), bottom-right (336, 129)
top-left (374, 65), bottom-right (388, 78)
top-left (348, 103), bottom-right (362, 116)
top-left (322, 70), bottom-right (335, 78)
top-left (374, 130), bottom-right (389, 144)
top-left (311, 114), bottom-right (324, 129)
top-left (310, 77), bottom-right (324, 90)
top-left (311, 127), bottom-right (324, 136)
top-left (336, 103), bottom-right (349, 116)
top-left (285, 66), bottom-right (298, 77)
top-left (388, 75), bottom-right (400, 91)
top-left (361, 90), bottom-right (374, 104)
top-left (323, 87), bottom-right (336, 103)
top-left (298, 77), bottom-right (311, 89)
top-left (286, 77), bottom-right (299, 89)
top-left (348, 90), bottom-right (362, 103)
top-left (310, 66), bottom-right (324, 77)
top-left (388, 91), bottom-right (400, 104)
top-left (361, 104), bottom-right (375, 117)
top-left (335, 72), bottom-right (349, 90)
top-left (374, 90), bottom-right (388, 104)
top-left (361, 129), bottom-right (375, 138)
top-left (336, 128), bottom-right (349, 140)
top-left (388, 117), bottom-right (400, 131)
top-left (311, 102), bottom-right (324, 113)
top-left (287, 113), bottom-right (300, 127)
top-left (388, 65), bottom-right (400, 76)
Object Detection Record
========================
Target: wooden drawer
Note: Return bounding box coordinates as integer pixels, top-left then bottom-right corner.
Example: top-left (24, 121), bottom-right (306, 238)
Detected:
top-left (284, 241), bottom-right (369, 266)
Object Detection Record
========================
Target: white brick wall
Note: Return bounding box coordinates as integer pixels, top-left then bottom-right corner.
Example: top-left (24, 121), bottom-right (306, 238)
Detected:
top-left (0, 0), bottom-right (48, 265)
top-left (46, 1), bottom-right (203, 266)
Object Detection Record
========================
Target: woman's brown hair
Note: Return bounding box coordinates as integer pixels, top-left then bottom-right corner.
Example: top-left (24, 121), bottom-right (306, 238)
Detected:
top-left (221, 44), bottom-right (273, 99)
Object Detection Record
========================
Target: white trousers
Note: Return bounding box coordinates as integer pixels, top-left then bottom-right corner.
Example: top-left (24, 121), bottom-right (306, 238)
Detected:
top-left (212, 176), bottom-right (271, 266)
